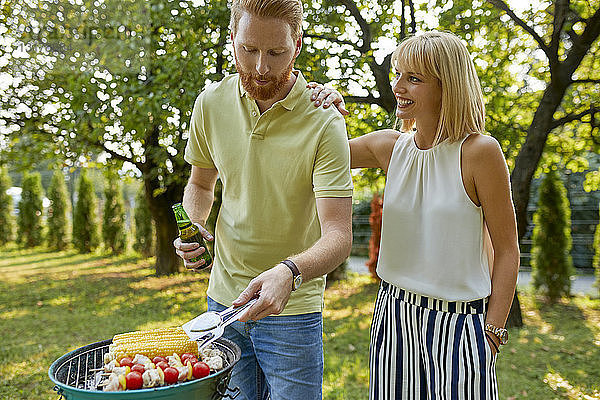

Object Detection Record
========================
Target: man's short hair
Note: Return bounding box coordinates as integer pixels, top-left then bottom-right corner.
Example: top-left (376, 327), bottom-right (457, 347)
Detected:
top-left (230, 0), bottom-right (304, 42)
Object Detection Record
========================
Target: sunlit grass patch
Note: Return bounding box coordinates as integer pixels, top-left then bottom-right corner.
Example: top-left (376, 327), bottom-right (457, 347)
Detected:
top-left (498, 288), bottom-right (600, 399)
top-left (1, 249), bottom-right (599, 400)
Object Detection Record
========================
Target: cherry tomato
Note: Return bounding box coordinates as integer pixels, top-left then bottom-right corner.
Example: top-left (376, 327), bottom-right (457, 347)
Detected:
top-left (152, 356), bottom-right (167, 364)
top-left (156, 361), bottom-right (169, 371)
top-left (119, 357), bottom-right (134, 368)
top-left (187, 356), bottom-right (198, 365)
top-left (163, 367), bottom-right (179, 384)
top-left (125, 371), bottom-right (143, 390)
top-left (192, 361), bottom-right (210, 379)
top-left (131, 364), bottom-right (145, 374)
top-left (181, 353), bottom-right (195, 364)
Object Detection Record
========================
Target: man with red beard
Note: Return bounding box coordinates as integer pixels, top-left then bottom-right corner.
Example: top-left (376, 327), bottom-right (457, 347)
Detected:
top-left (173, 0), bottom-right (353, 399)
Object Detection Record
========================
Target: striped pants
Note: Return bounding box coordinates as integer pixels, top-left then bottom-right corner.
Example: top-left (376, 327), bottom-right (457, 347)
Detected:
top-left (369, 281), bottom-right (498, 400)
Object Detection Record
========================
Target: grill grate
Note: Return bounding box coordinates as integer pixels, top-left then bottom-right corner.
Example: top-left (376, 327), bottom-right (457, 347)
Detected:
top-left (54, 340), bottom-right (111, 391)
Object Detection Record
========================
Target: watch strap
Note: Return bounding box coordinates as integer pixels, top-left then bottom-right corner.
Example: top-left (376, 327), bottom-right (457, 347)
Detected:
top-left (281, 259), bottom-right (301, 291)
top-left (485, 323), bottom-right (508, 345)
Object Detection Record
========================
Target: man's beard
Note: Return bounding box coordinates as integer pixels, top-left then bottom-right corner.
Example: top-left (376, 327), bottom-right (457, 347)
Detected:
top-left (236, 57), bottom-right (294, 101)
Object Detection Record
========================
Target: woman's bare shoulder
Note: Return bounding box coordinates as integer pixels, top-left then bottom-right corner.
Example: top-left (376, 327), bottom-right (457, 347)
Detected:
top-left (462, 133), bottom-right (504, 163)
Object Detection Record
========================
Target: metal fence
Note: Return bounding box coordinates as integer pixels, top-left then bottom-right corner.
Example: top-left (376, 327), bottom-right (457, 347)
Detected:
top-left (351, 200), bottom-right (599, 271)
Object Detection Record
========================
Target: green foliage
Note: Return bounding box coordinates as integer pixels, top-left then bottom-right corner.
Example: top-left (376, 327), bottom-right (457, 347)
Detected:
top-left (434, 0), bottom-right (600, 171)
top-left (3, 0), bottom-right (598, 275)
top-left (17, 172), bottom-right (44, 247)
top-left (73, 170), bottom-right (100, 253)
top-left (594, 205), bottom-right (600, 293)
top-left (531, 169), bottom-right (575, 302)
top-left (133, 186), bottom-right (154, 257)
top-left (0, 167), bottom-right (16, 245)
top-left (47, 170), bottom-right (71, 250)
top-left (102, 171), bottom-right (127, 254)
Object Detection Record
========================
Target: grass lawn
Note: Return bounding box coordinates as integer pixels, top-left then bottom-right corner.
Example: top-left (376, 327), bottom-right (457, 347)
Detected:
top-left (0, 246), bottom-right (599, 399)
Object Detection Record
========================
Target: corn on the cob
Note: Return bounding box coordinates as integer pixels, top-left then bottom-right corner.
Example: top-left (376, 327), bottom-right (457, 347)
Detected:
top-left (110, 327), bottom-right (198, 360)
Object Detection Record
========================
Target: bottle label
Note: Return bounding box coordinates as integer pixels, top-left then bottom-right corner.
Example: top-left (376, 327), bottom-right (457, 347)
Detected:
top-left (180, 225), bottom-right (199, 241)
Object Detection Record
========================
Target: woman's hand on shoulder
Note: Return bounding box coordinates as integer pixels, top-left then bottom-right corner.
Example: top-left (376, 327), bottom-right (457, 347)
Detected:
top-left (306, 82), bottom-right (349, 116)
top-left (350, 130), bottom-right (400, 171)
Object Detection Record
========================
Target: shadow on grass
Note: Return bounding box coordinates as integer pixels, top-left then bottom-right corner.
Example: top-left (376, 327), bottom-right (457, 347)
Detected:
top-left (0, 251), bottom-right (211, 355)
top-left (321, 275), bottom-right (379, 400)
top-left (534, 298), bottom-right (599, 395)
top-left (499, 292), bottom-right (600, 399)
top-left (1, 249), bottom-right (208, 399)
top-left (0, 246), bottom-right (66, 264)
top-left (0, 253), bottom-right (110, 272)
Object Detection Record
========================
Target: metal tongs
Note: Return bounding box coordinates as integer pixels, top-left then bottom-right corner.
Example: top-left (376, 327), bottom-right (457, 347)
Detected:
top-left (182, 297), bottom-right (258, 351)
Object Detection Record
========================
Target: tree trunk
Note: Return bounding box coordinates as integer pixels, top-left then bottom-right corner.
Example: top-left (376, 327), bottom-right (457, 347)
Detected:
top-left (141, 123), bottom-right (187, 275)
top-left (506, 83), bottom-right (568, 327)
top-left (505, 289), bottom-right (523, 327)
top-left (511, 86), bottom-right (567, 240)
top-left (369, 55), bottom-right (396, 113)
top-left (148, 189), bottom-right (183, 275)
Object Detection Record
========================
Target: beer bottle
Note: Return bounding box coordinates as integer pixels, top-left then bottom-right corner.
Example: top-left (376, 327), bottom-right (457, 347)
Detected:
top-left (172, 203), bottom-right (212, 269)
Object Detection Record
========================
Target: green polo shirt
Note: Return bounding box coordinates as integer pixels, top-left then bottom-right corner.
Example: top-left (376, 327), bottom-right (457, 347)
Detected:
top-left (184, 71), bottom-right (352, 315)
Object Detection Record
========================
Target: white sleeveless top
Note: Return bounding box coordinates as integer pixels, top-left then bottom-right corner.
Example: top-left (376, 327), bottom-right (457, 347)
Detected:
top-left (377, 133), bottom-right (491, 301)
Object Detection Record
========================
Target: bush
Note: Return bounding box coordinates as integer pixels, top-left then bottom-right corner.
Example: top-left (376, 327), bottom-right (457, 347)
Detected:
top-left (73, 169), bottom-right (100, 253)
top-left (133, 186), bottom-right (154, 257)
top-left (0, 166), bottom-right (15, 245)
top-left (47, 170), bottom-right (71, 250)
top-left (531, 169), bottom-right (574, 302)
top-left (594, 204), bottom-right (600, 294)
top-left (102, 172), bottom-right (127, 254)
top-left (17, 172), bottom-right (45, 247)
top-left (366, 193), bottom-right (383, 281)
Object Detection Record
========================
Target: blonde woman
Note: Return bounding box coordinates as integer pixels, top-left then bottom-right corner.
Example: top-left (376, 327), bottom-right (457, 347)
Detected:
top-left (310, 31), bottom-right (519, 399)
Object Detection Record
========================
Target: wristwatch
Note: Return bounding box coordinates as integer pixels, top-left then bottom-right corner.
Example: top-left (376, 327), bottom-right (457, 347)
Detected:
top-left (281, 259), bottom-right (302, 291)
top-left (485, 323), bottom-right (509, 345)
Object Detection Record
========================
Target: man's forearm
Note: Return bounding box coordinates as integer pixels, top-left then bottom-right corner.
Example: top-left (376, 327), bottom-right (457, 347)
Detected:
top-left (182, 182), bottom-right (214, 226)
top-left (287, 226), bottom-right (352, 282)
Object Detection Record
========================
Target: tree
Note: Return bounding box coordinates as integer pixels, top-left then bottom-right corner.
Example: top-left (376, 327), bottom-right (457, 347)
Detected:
top-left (3, 0), bottom-right (597, 280)
top-left (434, 0), bottom-right (600, 325)
top-left (47, 170), bottom-right (71, 250)
top-left (133, 186), bottom-right (154, 258)
top-left (17, 172), bottom-right (45, 247)
top-left (102, 171), bottom-right (127, 254)
top-left (476, 0), bottom-right (600, 241)
top-left (0, 167), bottom-right (16, 245)
top-left (0, 0), bottom-right (232, 273)
top-left (531, 169), bottom-right (575, 302)
top-left (73, 169), bottom-right (100, 253)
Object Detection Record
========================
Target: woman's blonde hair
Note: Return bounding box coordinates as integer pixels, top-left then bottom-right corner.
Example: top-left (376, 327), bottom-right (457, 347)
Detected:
top-left (230, 0), bottom-right (304, 42)
top-left (392, 31), bottom-right (485, 144)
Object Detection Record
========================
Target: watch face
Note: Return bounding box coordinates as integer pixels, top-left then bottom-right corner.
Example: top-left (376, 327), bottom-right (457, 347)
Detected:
top-left (293, 275), bottom-right (303, 290)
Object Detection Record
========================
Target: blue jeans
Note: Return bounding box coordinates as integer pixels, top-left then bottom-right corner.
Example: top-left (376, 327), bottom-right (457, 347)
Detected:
top-left (207, 297), bottom-right (324, 400)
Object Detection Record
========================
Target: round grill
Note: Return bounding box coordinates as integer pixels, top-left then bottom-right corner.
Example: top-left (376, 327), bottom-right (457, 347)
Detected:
top-left (49, 338), bottom-right (241, 400)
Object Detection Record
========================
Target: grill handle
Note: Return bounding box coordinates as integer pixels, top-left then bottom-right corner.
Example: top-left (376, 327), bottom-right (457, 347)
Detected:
top-left (213, 380), bottom-right (241, 400)
top-left (53, 385), bottom-right (66, 400)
